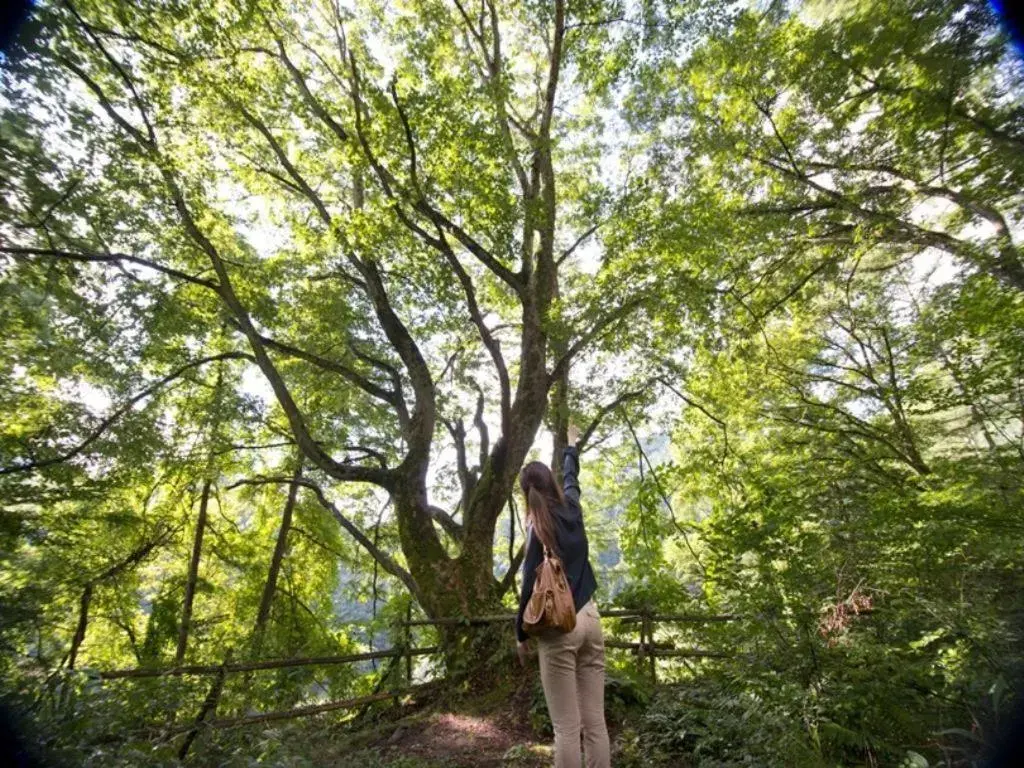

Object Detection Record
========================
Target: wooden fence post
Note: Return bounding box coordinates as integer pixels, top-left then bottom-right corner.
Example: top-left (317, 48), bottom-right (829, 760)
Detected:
top-left (636, 611), bottom-right (645, 676)
top-left (642, 609), bottom-right (656, 686)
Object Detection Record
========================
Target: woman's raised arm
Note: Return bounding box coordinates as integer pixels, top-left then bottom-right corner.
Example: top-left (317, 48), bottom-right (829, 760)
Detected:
top-left (563, 423), bottom-right (581, 505)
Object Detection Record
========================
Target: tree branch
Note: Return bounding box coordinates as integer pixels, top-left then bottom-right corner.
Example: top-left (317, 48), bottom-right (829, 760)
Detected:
top-left (231, 477), bottom-right (425, 605)
top-left (621, 411), bottom-right (707, 576)
top-left (578, 387), bottom-right (649, 451)
top-left (0, 352), bottom-right (253, 476)
top-left (56, 29), bottom-right (392, 488)
top-left (426, 504), bottom-right (464, 540)
top-left (472, 384), bottom-right (490, 470)
top-left (452, 0), bottom-right (530, 195)
top-left (1, 246), bottom-right (220, 292)
top-left (274, 36), bottom-right (349, 145)
top-left (548, 297), bottom-right (645, 386)
top-left (229, 97), bottom-right (333, 225)
top-left (347, 49), bottom-right (523, 294)
top-left (231, 321), bottom-right (403, 416)
top-left (443, 416), bottom-right (475, 515)
top-left (437, 240), bottom-right (512, 432)
top-left (498, 543), bottom-right (526, 596)
top-left (558, 223), bottom-right (600, 266)
top-left (64, 0), bottom-right (156, 145)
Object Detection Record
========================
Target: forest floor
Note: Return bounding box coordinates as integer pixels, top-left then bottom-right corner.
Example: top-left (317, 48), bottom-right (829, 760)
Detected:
top-left (339, 710), bottom-right (552, 766)
top-left (319, 675), bottom-right (556, 767)
top-left (282, 671), bottom-right (642, 767)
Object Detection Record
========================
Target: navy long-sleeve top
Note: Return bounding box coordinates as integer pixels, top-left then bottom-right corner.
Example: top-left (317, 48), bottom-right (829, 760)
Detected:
top-left (515, 445), bottom-right (598, 643)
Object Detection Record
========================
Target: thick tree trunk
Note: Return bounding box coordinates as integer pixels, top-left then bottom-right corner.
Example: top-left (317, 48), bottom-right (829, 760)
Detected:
top-left (403, 149), bottom-right (565, 680)
top-left (400, 308), bottom-right (556, 682)
top-left (176, 479), bottom-right (211, 664)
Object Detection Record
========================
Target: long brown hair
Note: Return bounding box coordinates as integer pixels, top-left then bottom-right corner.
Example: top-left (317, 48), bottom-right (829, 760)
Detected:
top-left (519, 461), bottom-right (565, 556)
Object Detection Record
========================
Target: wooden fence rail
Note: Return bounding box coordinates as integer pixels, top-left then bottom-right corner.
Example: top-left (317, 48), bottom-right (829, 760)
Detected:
top-left (72, 609), bottom-right (738, 740)
top-left (163, 683), bottom-right (443, 734)
top-left (95, 647), bottom-right (440, 679)
top-left (603, 640), bottom-right (731, 659)
top-left (86, 611), bottom-right (736, 681)
top-left (398, 610), bottom-right (737, 626)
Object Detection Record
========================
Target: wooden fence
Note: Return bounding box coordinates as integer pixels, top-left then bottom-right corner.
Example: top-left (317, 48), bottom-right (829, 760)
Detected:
top-left (71, 609), bottom-right (736, 755)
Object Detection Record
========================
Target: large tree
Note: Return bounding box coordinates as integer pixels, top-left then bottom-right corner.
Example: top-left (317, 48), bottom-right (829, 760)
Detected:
top-left (1, 0), bottom-right (707, 661)
top-left (4, 1), bottom-right (1024, 764)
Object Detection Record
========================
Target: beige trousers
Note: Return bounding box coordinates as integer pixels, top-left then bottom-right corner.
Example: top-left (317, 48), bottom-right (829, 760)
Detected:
top-left (536, 598), bottom-right (611, 768)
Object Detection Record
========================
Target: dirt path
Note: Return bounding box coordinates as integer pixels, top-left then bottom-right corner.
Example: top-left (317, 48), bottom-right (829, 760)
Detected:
top-left (359, 710), bottom-right (552, 766)
top-left (318, 677), bottom-right (557, 766)
top-left (301, 674), bottom-right (640, 767)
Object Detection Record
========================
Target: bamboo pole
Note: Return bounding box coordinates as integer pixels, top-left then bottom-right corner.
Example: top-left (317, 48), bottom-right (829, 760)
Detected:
top-left (648, 613), bottom-right (739, 622)
top-left (604, 640), bottom-right (673, 651)
top-left (82, 612), bottom-right (738, 680)
top-left (397, 610), bottom-right (737, 625)
top-left (652, 649), bottom-right (731, 659)
top-left (162, 682), bottom-right (441, 733)
top-left (95, 647), bottom-right (440, 679)
top-left (604, 641), bottom-right (730, 658)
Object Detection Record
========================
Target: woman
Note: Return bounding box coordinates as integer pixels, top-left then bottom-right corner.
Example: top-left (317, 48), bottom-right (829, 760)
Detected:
top-left (515, 423), bottom-right (611, 768)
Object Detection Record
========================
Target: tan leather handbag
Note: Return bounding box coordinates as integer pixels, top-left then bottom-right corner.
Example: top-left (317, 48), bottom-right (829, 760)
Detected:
top-left (522, 543), bottom-right (576, 636)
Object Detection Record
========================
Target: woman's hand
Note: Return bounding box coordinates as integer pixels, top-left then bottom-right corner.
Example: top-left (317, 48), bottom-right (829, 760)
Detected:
top-left (517, 640), bottom-right (533, 667)
top-left (566, 422), bottom-right (580, 447)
